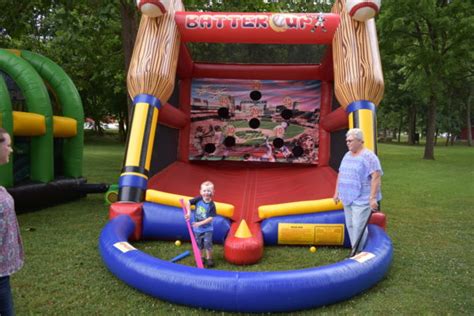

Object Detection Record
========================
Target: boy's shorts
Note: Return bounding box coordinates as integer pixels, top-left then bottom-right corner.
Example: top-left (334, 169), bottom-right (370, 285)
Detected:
top-left (195, 231), bottom-right (213, 251)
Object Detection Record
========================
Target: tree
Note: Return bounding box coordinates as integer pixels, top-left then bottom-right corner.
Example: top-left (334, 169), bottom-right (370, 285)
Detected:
top-left (467, 84), bottom-right (473, 146)
top-left (44, 1), bottom-right (127, 135)
top-left (379, 57), bottom-right (424, 144)
top-left (118, 0), bottom-right (139, 140)
top-left (1, 0), bottom-right (131, 138)
top-left (378, 0), bottom-right (474, 159)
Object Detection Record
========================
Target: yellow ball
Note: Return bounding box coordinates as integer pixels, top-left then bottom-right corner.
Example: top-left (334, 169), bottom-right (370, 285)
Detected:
top-left (310, 246), bottom-right (317, 253)
top-left (175, 240), bottom-right (181, 247)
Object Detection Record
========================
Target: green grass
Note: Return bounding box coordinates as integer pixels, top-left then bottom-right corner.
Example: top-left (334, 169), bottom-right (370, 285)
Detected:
top-left (232, 119), bottom-right (305, 138)
top-left (12, 137), bottom-right (474, 315)
top-left (372, 144), bottom-right (474, 314)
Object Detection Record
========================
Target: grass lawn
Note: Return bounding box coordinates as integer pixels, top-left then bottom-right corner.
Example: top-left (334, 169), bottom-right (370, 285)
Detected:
top-left (233, 119), bottom-right (305, 139)
top-left (12, 134), bottom-right (473, 315)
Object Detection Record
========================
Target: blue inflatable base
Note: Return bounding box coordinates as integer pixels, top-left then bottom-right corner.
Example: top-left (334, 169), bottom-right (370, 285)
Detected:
top-left (142, 202), bottom-right (231, 243)
top-left (99, 215), bottom-right (393, 312)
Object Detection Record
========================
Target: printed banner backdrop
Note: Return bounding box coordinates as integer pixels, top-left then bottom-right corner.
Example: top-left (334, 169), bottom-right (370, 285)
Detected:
top-left (189, 78), bottom-right (320, 164)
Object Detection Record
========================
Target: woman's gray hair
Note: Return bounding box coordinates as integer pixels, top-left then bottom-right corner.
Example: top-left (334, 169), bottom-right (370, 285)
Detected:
top-left (346, 128), bottom-right (364, 142)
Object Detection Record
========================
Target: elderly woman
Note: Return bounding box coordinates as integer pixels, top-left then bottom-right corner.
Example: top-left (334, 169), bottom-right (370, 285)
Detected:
top-left (0, 128), bottom-right (24, 316)
top-left (333, 128), bottom-right (383, 255)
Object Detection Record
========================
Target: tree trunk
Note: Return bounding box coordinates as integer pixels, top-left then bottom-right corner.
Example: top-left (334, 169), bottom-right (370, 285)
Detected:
top-left (94, 116), bottom-right (104, 136)
top-left (118, 108), bottom-right (128, 143)
top-left (398, 114), bottom-right (403, 142)
top-left (423, 95), bottom-right (437, 160)
top-left (120, 0), bottom-right (138, 120)
top-left (467, 88), bottom-right (472, 147)
top-left (408, 105), bottom-right (417, 145)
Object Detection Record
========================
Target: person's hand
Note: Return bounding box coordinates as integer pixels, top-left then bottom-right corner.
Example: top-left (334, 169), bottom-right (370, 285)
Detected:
top-left (333, 193), bottom-right (340, 204)
top-left (184, 213), bottom-right (190, 221)
top-left (370, 198), bottom-right (378, 211)
top-left (192, 221), bottom-right (201, 228)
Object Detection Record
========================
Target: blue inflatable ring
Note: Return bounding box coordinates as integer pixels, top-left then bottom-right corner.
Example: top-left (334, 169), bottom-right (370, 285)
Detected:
top-left (99, 215), bottom-right (393, 313)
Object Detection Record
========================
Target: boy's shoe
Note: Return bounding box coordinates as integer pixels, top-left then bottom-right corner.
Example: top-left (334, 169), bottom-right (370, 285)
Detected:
top-left (205, 259), bottom-right (214, 268)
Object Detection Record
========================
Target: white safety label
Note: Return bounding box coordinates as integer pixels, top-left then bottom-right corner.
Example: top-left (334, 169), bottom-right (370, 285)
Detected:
top-left (350, 251), bottom-right (376, 263)
top-left (113, 241), bottom-right (137, 253)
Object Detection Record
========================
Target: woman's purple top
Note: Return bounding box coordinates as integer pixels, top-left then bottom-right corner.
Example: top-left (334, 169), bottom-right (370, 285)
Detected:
top-left (0, 186), bottom-right (24, 277)
top-left (337, 149), bottom-right (383, 206)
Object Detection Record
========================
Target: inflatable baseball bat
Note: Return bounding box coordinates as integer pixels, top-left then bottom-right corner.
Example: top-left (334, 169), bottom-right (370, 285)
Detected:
top-left (170, 250), bottom-right (191, 263)
top-left (179, 198), bottom-right (204, 268)
top-left (120, 1), bottom-right (183, 203)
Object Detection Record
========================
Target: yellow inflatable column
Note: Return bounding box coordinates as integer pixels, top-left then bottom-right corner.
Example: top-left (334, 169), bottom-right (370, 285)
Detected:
top-left (119, 0), bottom-right (183, 202)
top-left (119, 95), bottom-right (160, 202)
top-left (347, 102), bottom-right (377, 152)
top-left (332, 0), bottom-right (384, 153)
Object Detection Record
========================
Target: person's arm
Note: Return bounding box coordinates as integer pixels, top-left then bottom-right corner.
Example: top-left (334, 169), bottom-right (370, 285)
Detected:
top-left (333, 174), bottom-right (340, 203)
top-left (369, 171), bottom-right (381, 210)
top-left (185, 197), bottom-right (199, 220)
top-left (193, 216), bottom-right (213, 227)
top-left (184, 201), bottom-right (191, 220)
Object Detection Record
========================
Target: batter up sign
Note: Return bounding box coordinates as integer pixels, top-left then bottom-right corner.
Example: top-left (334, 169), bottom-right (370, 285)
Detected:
top-left (175, 12), bottom-right (340, 44)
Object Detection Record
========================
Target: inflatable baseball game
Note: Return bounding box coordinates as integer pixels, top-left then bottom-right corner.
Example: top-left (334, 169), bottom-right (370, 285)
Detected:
top-left (100, 0), bottom-right (392, 312)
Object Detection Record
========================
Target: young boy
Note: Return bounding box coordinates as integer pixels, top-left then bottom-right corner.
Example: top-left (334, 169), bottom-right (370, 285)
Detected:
top-left (185, 181), bottom-right (216, 268)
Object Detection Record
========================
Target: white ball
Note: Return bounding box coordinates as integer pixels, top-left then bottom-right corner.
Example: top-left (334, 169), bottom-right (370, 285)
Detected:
top-left (346, 0), bottom-right (381, 22)
top-left (272, 14), bottom-right (287, 28)
top-left (137, 0), bottom-right (166, 18)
